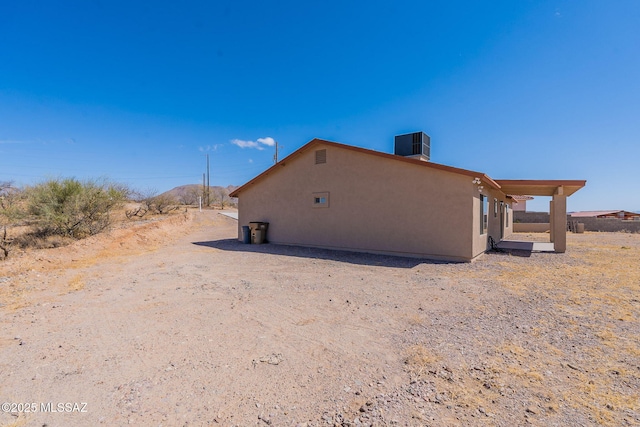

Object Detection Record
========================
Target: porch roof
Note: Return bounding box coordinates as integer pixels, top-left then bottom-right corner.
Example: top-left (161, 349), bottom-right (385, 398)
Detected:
top-left (494, 180), bottom-right (586, 197)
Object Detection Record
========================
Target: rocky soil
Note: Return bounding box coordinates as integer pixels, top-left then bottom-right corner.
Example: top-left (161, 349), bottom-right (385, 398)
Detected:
top-left (1, 210), bottom-right (638, 426)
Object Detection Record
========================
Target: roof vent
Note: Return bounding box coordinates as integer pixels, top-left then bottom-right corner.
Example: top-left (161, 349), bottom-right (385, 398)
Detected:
top-left (394, 132), bottom-right (430, 161)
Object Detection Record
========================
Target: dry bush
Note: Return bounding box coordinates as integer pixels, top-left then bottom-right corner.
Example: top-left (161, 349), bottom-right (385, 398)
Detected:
top-left (128, 189), bottom-right (179, 217)
top-left (12, 232), bottom-right (73, 250)
top-left (211, 186), bottom-right (238, 209)
top-left (146, 193), bottom-right (180, 214)
top-left (178, 187), bottom-right (201, 206)
top-left (404, 344), bottom-right (440, 379)
top-left (0, 181), bottom-right (27, 259)
top-left (26, 178), bottom-right (129, 239)
top-left (1, 178), bottom-right (131, 258)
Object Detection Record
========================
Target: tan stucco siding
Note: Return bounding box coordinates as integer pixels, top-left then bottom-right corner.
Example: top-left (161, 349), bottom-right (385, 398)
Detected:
top-left (505, 200), bottom-right (513, 235)
top-left (471, 195), bottom-right (486, 258)
top-left (470, 189), bottom-right (513, 258)
top-left (237, 143), bottom-right (479, 261)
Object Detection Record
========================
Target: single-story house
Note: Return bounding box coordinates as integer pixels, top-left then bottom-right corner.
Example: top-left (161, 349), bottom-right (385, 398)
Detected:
top-left (230, 134), bottom-right (586, 261)
top-left (570, 210), bottom-right (640, 220)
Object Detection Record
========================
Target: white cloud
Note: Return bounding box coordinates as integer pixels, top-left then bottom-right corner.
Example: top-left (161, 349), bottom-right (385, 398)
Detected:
top-left (231, 139), bottom-right (262, 149)
top-left (248, 159), bottom-right (253, 163)
top-left (257, 137), bottom-right (275, 147)
top-left (0, 140), bottom-right (26, 144)
top-left (231, 136), bottom-right (276, 150)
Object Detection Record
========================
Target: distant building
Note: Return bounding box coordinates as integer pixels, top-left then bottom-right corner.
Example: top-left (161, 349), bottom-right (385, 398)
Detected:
top-left (231, 135), bottom-right (586, 260)
top-left (570, 210), bottom-right (640, 220)
top-left (511, 195), bottom-right (534, 212)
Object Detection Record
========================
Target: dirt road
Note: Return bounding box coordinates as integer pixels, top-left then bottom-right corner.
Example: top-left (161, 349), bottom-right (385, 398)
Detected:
top-left (1, 210), bottom-right (639, 426)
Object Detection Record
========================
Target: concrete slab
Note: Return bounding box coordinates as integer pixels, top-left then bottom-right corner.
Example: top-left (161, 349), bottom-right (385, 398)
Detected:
top-left (218, 211), bottom-right (238, 220)
top-left (496, 240), bottom-right (555, 252)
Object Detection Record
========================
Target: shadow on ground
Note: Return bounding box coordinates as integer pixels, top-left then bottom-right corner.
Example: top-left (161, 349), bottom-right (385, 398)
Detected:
top-left (192, 239), bottom-right (452, 268)
top-left (485, 248), bottom-right (533, 258)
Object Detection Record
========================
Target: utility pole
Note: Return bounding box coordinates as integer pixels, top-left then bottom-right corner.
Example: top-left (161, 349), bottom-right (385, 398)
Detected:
top-left (202, 173), bottom-right (206, 208)
top-left (206, 153), bottom-right (210, 207)
top-left (273, 141), bottom-right (281, 164)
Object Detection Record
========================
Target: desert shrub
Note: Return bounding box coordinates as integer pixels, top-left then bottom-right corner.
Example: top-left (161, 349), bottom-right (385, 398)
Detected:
top-left (178, 187), bottom-right (201, 206)
top-left (145, 193), bottom-right (179, 214)
top-left (211, 187), bottom-right (238, 209)
top-left (0, 181), bottom-right (26, 259)
top-left (127, 189), bottom-right (179, 217)
top-left (25, 178), bottom-right (129, 239)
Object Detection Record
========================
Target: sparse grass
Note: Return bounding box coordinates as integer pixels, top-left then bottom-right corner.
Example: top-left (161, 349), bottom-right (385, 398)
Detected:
top-left (485, 234), bottom-right (640, 426)
top-left (505, 366), bottom-right (544, 382)
top-left (67, 274), bottom-right (85, 291)
top-left (406, 314), bottom-right (424, 326)
top-left (404, 344), bottom-right (440, 378)
top-left (561, 367), bottom-right (639, 426)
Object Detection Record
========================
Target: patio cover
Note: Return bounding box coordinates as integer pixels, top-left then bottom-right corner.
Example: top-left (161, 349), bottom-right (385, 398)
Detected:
top-left (494, 179), bottom-right (587, 253)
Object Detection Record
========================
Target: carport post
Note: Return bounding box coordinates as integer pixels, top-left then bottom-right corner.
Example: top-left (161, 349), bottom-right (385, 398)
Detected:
top-left (549, 200), bottom-right (555, 243)
top-left (552, 187), bottom-right (567, 253)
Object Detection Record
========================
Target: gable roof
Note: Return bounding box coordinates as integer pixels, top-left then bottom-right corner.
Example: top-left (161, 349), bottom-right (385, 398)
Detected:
top-left (230, 138), bottom-right (501, 197)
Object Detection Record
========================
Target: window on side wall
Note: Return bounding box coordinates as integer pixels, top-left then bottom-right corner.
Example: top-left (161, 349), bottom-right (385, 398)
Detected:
top-left (313, 192), bottom-right (329, 208)
top-left (480, 194), bottom-right (488, 234)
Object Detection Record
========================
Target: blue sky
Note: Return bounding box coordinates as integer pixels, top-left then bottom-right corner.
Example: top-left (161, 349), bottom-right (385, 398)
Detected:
top-left (1, 1), bottom-right (639, 212)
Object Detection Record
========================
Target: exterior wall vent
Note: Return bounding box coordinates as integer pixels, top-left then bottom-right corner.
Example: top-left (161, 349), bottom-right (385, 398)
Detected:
top-left (394, 132), bottom-right (430, 161)
top-left (315, 149), bottom-right (327, 164)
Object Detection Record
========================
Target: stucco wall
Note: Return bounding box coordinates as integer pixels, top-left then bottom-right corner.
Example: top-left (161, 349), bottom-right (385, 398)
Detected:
top-left (237, 143), bottom-right (487, 261)
top-left (470, 195), bottom-right (484, 257)
top-left (514, 211), bottom-right (640, 233)
top-left (236, 143), bottom-right (516, 261)
top-left (571, 217), bottom-right (640, 233)
top-left (471, 189), bottom-right (513, 254)
top-left (514, 223), bottom-right (550, 232)
top-left (514, 211), bottom-right (550, 223)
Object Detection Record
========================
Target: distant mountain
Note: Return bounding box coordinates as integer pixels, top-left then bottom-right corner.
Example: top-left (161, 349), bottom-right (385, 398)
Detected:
top-left (159, 184), bottom-right (238, 207)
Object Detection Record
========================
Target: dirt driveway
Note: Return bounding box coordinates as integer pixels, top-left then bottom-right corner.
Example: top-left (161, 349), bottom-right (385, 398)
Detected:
top-left (1, 210), bottom-right (639, 426)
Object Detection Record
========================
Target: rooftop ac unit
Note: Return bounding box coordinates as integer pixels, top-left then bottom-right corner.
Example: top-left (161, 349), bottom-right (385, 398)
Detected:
top-left (394, 132), bottom-right (430, 161)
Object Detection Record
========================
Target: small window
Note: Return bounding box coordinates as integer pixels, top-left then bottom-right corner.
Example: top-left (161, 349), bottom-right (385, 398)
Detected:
top-left (494, 198), bottom-right (498, 217)
top-left (505, 204), bottom-right (509, 225)
top-left (315, 149), bottom-right (327, 164)
top-left (312, 192), bottom-right (329, 208)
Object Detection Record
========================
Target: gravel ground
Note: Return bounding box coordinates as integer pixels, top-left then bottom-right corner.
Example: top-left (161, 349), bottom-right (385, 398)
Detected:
top-left (0, 210), bottom-right (638, 426)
